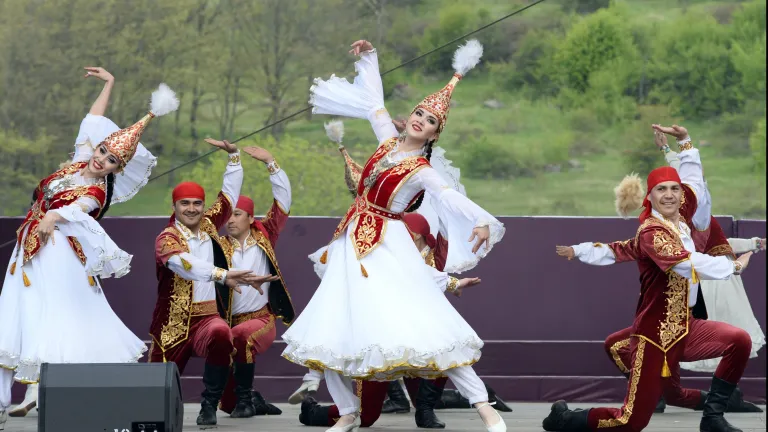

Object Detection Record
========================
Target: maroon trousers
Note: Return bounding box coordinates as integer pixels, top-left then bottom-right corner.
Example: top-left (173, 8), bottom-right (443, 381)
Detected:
top-left (324, 377), bottom-right (449, 427)
top-left (219, 308), bottom-right (277, 414)
top-left (589, 318), bottom-right (751, 431)
top-left (148, 312), bottom-right (234, 373)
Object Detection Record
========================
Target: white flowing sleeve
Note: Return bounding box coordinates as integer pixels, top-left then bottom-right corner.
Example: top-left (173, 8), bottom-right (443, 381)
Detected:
top-left (676, 144), bottom-right (711, 230)
top-left (309, 49), bottom-right (398, 146)
top-left (167, 253), bottom-right (227, 283)
top-left (572, 242), bottom-right (617, 266)
top-left (425, 265), bottom-right (452, 293)
top-left (51, 197), bottom-right (132, 279)
top-left (415, 167), bottom-right (505, 273)
top-left (72, 114), bottom-right (158, 205)
top-left (672, 252), bottom-right (734, 280)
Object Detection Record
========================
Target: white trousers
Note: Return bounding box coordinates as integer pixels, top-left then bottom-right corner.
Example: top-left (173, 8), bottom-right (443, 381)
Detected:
top-left (0, 368), bottom-right (11, 409)
top-left (304, 368), bottom-right (324, 382)
top-left (325, 365), bottom-right (488, 416)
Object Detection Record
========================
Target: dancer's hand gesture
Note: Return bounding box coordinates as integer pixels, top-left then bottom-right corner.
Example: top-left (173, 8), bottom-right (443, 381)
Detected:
top-left (453, 277), bottom-right (481, 298)
top-left (759, 238), bottom-right (765, 251)
top-left (349, 40), bottom-right (374, 56)
top-left (243, 146), bottom-right (275, 164)
top-left (556, 245), bottom-right (575, 260)
top-left (204, 138), bottom-right (238, 154)
top-left (653, 129), bottom-right (668, 150)
top-left (248, 275), bottom-right (280, 295)
top-left (35, 212), bottom-right (61, 246)
top-left (469, 226), bottom-right (491, 254)
top-left (652, 124), bottom-right (689, 142)
top-left (83, 66), bottom-right (114, 83)
top-left (392, 118), bottom-right (407, 134)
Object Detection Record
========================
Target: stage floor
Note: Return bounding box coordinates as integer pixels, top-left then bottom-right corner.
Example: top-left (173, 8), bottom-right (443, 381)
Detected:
top-left (7, 402), bottom-right (766, 431)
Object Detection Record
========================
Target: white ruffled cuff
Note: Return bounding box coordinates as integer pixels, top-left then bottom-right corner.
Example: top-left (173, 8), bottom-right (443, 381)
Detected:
top-left (52, 207), bottom-right (132, 279)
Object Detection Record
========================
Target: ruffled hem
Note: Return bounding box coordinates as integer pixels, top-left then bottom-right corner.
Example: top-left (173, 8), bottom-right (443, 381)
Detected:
top-left (281, 336), bottom-right (483, 381)
top-left (1, 345), bottom-right (148, 383)
top-left (308, 246), bottom-right (328, 279)
top-left (88, 246), bottom-right (132, 279)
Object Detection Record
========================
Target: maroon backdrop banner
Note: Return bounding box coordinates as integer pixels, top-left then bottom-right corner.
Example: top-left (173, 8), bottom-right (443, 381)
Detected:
top-left (1, 216), bottom-right (764, 403)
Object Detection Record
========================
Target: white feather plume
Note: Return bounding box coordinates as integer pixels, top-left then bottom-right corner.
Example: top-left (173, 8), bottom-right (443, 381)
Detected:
top-left (325, 120), bottom-right (345, 144)
top-left (452, 39), bottom-right (484, 76)
top-left (149, 83), bottom-right (180, 117)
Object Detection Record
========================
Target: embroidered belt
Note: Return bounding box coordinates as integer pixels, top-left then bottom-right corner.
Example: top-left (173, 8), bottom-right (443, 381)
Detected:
top-left (353, 196), bottom-right (402, 221)
top-left (190, 300), bottom-right (218, 317)
top-left (232, 305), bottom-right (272, 327)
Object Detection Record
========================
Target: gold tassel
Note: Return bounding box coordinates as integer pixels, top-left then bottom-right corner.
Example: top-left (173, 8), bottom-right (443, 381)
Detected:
top-left (319, 250), bottom-right (328, 264)
top-left (181, 257), bottom-right (192, 271)
top-left (9, 262), bottom-right (15, 275)
top-left (360, 263), bottom-right (368, 278)
top-left (22, 270), bottom-right (31, 287)
top-left (690, 267), bottom-right (699, 284)
top-left (88, 276), bottom-right (96, 286)
top-left (661, 355), bottom-right (671, 377)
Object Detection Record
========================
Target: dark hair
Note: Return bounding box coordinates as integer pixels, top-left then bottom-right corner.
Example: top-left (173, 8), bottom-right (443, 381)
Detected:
top-left (30, 189), bottom-right (38, 206)
top-left (405, 139), bottom-right (435, 212)
top-left (96, 173), bottom-right (115, 221)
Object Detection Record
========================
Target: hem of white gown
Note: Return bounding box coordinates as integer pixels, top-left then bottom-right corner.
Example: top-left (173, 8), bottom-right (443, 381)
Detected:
top-left (281, 336), bottom-right (483, 381)
top-left (1, 345), bottom-right (147, 384)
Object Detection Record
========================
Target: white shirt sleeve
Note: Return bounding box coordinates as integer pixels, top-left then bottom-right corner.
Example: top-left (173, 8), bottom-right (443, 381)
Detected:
top-left (672, 252), bottom-right (734, 280)
top-left (167, 252), bottom-right (226, 283)
top-left (415, 167), bottom-right (505, 273)
top-left (221, 152), bottom-right (243, 205)
top-left (727, 237), bottom-right (760, 254)
top-left (269, 166), bottom-right (292, 212)
top-left (664, 151), bottom-right (681, 170)
top-left (572, 242), bottom-right (617, 266)
top-left (356, 50), bottom-right (398, 145)
top-left (676, 146), bottom-right (711, 230)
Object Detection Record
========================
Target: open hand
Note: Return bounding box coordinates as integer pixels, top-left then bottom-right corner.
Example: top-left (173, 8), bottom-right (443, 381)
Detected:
top-left (469, 226), bottom-right (491, 254)
top-left (392, 118), bottom-right (407, 134)
top-left (248, 275), bottom-right (280, 295)
top-left (83, 66), bottom-right (114, 82)
top-left (242, 146), bottom-right (274, 164)
top-left (204, 138), bottom-right (238, 154)
top-left (653, 129), bottom-right (668, 150)
top-left (349, 40), bottom-right (374, 56)
top-left (34, 212), bottom-right (61, 246)
top-left (453, 277), bottom-right (481, 298)
top-left (556, 245), bottom-right (575, 260)
top-left (652, 124), bottom-right (689, 142)
top-left (759, 239), bottom-right (765, 251)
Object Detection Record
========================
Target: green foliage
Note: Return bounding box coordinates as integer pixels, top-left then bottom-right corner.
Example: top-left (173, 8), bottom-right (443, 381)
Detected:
top-left (749, 117), bottom-right (766, 174)
top-left (622, 106), bottom-right (681, 178)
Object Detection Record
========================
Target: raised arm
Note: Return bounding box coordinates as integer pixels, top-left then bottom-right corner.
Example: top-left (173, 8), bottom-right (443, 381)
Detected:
top-left (202, 139), bottom-right (243, 230)
top-left (242, 146), bottom-right (291, 244)
top-left (653, 125), bottom-right (711, 230)
top-left (85, 67), bottom-right (115, 116)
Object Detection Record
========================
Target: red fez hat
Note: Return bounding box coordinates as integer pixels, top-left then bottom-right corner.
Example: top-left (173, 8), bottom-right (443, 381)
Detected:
top-left (640, 166), bottom-right (682, 222)
top-left (172, 182), bottom-right (205, 203)
top-left (236, 195), bottom-right (255, 216)
top-left (403, 212), bottom-right (436, 249)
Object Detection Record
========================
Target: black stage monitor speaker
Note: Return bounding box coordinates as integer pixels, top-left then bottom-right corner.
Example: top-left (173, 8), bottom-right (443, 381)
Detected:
top-left (38, 362), bottom-right (183, 432)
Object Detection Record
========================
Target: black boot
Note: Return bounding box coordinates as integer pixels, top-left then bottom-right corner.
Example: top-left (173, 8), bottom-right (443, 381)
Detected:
top-left (700, 377), bottom-right (743, 432)
top-left (435, 389), bottom-right (471, 409)
top-left (414, 379), bottom-right (446, 428)
top-left (197, 363), bottom-right (230, 426)
top-left (655, 396), bottom-right (667, 413)
top-left (725, 386), bottom-right (763, 413)
top-left (485, 384), bottom-right (513, 412)
top-left (542, 400), bottom-right (591, 432)
top-left (381, 381), bottom-right (410, 414)
top-left (299, 396), bottom-right (332, 426)
top-left (252, 390), bottom-right (283, 415)
top-left (230, 363), bottom-right (256, 418)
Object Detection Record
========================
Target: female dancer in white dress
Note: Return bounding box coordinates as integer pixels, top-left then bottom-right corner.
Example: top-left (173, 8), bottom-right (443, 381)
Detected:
top-left (662, 150), bottom-right (766, 373)
top-left (281, 40), bottom-right (507, 432)
top-left (0, 67), bottom-right (178, 427)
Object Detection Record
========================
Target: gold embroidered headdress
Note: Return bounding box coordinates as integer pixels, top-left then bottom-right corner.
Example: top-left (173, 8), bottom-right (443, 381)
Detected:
top-left (100, 84), bottom-right (179, 166)
top-left (411, 40), bottom-right (483, 142)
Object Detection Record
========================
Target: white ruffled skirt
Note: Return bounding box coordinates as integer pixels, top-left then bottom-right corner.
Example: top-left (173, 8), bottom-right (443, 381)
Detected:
top-left (680, 276), bottom-right (766, 372)
top-left (282, 220), bottom-right (484, 381)
top-left (0, 228), bottom-right (145, 383)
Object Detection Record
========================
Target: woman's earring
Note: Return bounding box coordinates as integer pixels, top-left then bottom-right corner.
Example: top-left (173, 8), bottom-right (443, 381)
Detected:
top-left (399, 130), bottom-right (407, 140)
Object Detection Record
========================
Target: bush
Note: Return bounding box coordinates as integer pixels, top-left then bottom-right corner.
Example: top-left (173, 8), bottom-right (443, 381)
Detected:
top-left (460, 136), bottom-right (522, 179)
top-left (622, 106), bottom-right (680, 177)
